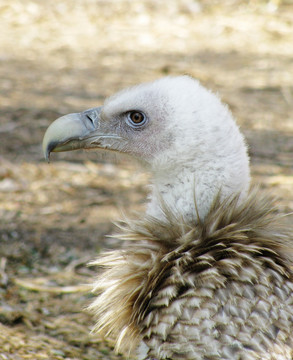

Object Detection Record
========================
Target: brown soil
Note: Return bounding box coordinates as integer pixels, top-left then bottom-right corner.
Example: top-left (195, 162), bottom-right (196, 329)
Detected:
top-left (0, 0), bottom-right (292, 359)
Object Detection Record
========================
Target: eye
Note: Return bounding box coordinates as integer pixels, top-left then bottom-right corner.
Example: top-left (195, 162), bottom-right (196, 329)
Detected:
top-left (126, 111), bottom-right (147, 128)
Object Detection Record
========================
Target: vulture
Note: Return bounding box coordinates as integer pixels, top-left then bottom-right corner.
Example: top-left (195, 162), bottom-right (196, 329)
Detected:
top-left (42, 76), bottom-right (293, 359)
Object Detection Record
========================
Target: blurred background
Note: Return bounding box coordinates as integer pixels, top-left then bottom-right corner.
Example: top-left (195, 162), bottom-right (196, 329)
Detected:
top-left (0, 0), bottom-right (292, 358)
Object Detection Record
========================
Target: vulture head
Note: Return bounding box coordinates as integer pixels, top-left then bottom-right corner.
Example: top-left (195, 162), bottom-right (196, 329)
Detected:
top-left (42, 76), bottom-right (293, 359)
top-left (43, 76), bottom-right (250, 221)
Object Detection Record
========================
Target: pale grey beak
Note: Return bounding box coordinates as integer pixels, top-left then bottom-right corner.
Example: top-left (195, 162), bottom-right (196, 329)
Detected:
top-left (42, 107), bottom-right (102, 162)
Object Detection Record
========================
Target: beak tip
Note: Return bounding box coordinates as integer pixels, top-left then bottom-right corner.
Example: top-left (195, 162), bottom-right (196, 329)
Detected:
top-left (45, 152), bottom-right (51, 163)
top-left (42, 139), bottom-right (50, 163)
top-left (43, 141), bottom-right (57, 163)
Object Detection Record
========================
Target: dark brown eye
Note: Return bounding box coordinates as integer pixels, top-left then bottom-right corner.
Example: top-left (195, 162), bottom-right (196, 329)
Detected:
top-left (130, 111), bottom-right (144, 123)
top-left (126, 111), bottom-right (147, 127)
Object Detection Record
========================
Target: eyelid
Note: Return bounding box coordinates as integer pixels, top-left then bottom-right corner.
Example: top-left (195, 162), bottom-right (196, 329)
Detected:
top-left (125, 110), bottom-right (148, 128)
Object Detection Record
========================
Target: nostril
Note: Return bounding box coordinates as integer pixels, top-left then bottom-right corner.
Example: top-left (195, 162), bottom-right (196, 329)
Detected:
top-left (83, 109), bottom-right (98, 129)
top-left (85, 113), bottom-right (94, 124)
top-left (82, 107), bottom-right (102, 129)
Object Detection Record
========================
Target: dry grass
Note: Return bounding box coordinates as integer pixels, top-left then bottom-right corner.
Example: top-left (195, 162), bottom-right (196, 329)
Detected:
top-left (0, 0), bottom-right (292, 358)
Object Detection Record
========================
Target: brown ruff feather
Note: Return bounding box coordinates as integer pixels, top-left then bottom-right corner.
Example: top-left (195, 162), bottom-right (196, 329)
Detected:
top-left (89, 188), bottom-right (293, 359)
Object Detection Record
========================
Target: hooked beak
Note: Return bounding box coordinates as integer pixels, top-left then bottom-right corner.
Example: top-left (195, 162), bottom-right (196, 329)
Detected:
top-left (42, 106), bottom-right (120, 162)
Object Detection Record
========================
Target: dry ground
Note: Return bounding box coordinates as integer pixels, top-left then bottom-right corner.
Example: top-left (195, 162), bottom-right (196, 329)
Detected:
top-left (0, 0), bottom-right (293, 359)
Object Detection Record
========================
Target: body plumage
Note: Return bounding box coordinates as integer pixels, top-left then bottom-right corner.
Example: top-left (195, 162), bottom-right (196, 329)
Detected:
top-left (90, 190), bottom-right (293, 359)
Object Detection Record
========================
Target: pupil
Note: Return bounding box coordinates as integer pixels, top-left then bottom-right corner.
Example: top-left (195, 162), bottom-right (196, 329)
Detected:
top-left (133, 112), bottom-right (142, 123)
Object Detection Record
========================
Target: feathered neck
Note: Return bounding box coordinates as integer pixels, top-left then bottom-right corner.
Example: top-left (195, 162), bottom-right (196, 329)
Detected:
top-left (89, 188), bottom-right (293, 357)
top-left (146, 153), bottom-right (250, 223)
top-left (145, 115), bottom-right (251, 223)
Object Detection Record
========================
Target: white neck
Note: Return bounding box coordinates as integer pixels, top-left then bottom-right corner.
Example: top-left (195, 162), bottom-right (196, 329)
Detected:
top-left (146, 150), bottom-right (250, 223)
top-left (141, 77), bottom-right (251, 223)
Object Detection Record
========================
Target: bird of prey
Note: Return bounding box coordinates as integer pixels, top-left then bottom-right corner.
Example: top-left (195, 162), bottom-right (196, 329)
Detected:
top-left (43, 76), bottom-right (293, 360)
